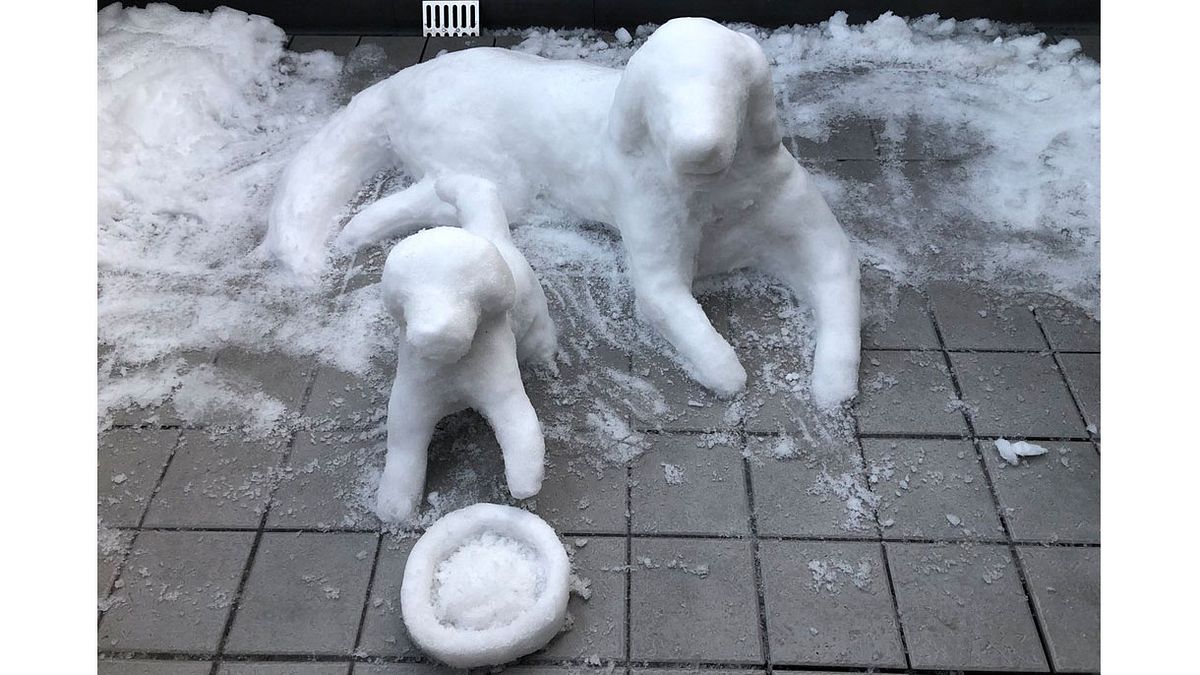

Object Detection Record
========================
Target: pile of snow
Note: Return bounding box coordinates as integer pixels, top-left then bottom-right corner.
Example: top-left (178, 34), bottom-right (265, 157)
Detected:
top-left (401, 504), bottom-right (569, 666)
top-left (994, 438), bottom-right (1050, 465)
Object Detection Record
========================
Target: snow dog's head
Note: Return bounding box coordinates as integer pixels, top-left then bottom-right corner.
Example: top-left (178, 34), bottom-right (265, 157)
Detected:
top-left (609, 17), bottom-right (782, 176)
top-left (382, 227), bottom-right (516, 363)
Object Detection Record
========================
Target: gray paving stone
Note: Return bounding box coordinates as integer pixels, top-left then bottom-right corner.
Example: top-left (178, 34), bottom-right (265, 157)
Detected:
top-left (538, 536), bottom-right (626, 660)
top-left (422, 35), bottom-right (496, 61)
top-left (1037, 302), bottom-right (1100, 352)
top-left (99, 660), bottom-right (213, 675)
top-left (631, 670), bottom-right (763, 675)
top-left (226, 532), bottom-right (377, 655)
top-left (630, 351), bottom-right (741, 432)
top-left (1058, 353), bottom-right (1099, 435)
top-left (143, 431), bottom-right (285, 528)
top-left (760, 541), bottom-right (905, 668)
top-left (747, 436), bottom-right (877, 538)
top-left (785, 116), bottom-right (877, 161)
top-left (99, 531), bottom-right (254, 652)
top-left (856, 350), bottom-right (967, 435)
top-left (354, 664), bottom-right (459, 675)
top-left (421, 411), bottom-right (519, 513)
top-left (631, 434), bottom-right (748, 536)
top-left (342, 245), bottom-right (389, 294)
top-left (303, 366), bottom-right (390, 429)
top-left (530, 438), bottom-right (627, 535)
top-left (219, 663), bottom-right (350, 675)
top-left (950, 352), bottom-right (1086, 438)
top-left (629, 538), bottom-right (761, 662)
top-left (214, 348), bottom-right (313, 408)
top-left (98, 429), bottom-right (180, 527)
top-left (873, 116), bottom-right (988, 160)
top-left (268, 432), bottom-right (382, 530)
top-left (1018, 546), bottom-right (1100, 672)
top-left (984, 441), bottom-right (1099, 543)
top-left (862, 283), bottom-right (939, 350)
top-left (356, 538), bottom-right (418, 658)
top-left (928, 282), bottom-right (1047, 350)
top-left (721, 284), bottom-right (849, 435)
top-left (862, 439), bottom-right (1004, 540)
top-left (494, 34), bottom-right (525, 49)
top-left (289, 35), bottom-right (361, 56)
top-left (886, 542), bottom-right (1048, 671)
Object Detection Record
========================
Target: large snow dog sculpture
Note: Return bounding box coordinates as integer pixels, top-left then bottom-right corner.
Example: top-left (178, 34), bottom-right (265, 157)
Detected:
top-left (264, 17), bottom-right (861, 406)
top-left (376, 223), bottom-right (552, 522)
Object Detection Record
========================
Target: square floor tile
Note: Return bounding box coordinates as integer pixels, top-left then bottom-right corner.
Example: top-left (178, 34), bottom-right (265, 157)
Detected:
top-left (759, 541), bottom-right (905, 668)
top-left (219, 663), bottom-right (350, 675)
top-left (863, 439), bottom-right (1003, 540)
top-left (629, 538), bottom-right (761, 662)
top-left (863, 284), bottom-right (939, 350)
top-left (225, 532), bottom-right (377, 654)
top-left (984, 441), bottom-right (1099, 543)
top-left (99, 531), bottom-right (254, 652)
top-left (268, 432), bottom-right (382, 530)
top-left (538, 536), bottom-right (626, 660)
top-left (873, 116), bottom-right (989, 160)
top-left (785, 116), bottom-right (877, 161)
top-left (143, 431), bottom-right (286, 528)
top-left (886, 543), bottom-right (1048, 671)
top-left (747, 436), bottom-right (877, 538)
top-left (530, 437), bottom-right (627, 535)
top-left (1059, 353), bottom-right (1099, 435)
top-left (213, 348), bottom-right (314, 417)
top-left (631, 434), bottom-right (749, 535)
top-left (355, 664), bottom-right (459, 675)
top-left (1037, 302), bottom-right (1100, 352)
top-left (856, 351), bottom-right (967, 435)
top-left (99, 429), bottom-right (180, 527)
top-left (421, 412), bottom-right (520, 514)
top-left (356, 538), bottom-right (416, 658)
top-left (98, 528), bottom-right (133, 597)
top-left (630, 354), bottom-right (741, 433)
top-left (99, 660), bottom-right (212, 675)
top-left (303, 366), bottom-right (390, 429)
top-left (1018, 546), bottom-right (1100, 672)
top-left (929, 283), bottom-right (1046, 351)
top-left (951, 352), bottom-right (1085, 438)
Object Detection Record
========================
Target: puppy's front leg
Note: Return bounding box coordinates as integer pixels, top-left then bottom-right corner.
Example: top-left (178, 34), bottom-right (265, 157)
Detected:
top-left (375, 378), bottom-right (440, 523)
top-left (472, 333), bottom-right (545, 500)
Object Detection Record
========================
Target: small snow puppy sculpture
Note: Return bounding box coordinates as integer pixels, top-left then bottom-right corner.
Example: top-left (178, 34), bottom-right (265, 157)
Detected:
top-left (264, 17), bottom-right (861, 406)
top-left (376, 223), bottom-right (552, 522)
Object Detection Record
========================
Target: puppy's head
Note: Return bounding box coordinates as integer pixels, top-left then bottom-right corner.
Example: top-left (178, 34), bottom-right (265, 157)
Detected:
top-left (609, 17), bottom-right (782, 175)
top-left (381, 227), bottom-right (516, 363)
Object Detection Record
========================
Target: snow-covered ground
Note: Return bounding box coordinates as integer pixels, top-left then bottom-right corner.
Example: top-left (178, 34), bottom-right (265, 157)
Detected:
top-left (98, 5), bottom-right (1098, 530)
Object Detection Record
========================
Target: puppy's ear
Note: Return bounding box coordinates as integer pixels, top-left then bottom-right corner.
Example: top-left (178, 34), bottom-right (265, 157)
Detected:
top-left (740, 34), bottom-right (782, 150)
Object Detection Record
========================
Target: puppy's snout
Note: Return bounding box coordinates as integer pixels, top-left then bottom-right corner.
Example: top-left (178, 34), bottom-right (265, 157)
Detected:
top-left (405, 304), bottom-right (478, 364)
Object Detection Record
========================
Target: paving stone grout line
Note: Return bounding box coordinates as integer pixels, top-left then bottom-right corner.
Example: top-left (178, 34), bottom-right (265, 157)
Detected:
top-left (741, 429), bottom-right (774, 674)
top-left (1031, 306), bottom-right (1101, 453)
top-left (350, 533), bottom-right (385, 663)
top-left (207, 368), bottom-right (319, 675)
top-left (928, 294), bottom-right (1059, 673)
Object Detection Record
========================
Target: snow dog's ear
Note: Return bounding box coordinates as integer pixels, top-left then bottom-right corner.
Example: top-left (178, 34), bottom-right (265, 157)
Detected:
top-left (738, 32), bottom-right (782, 151)
top-left (608, 61), bottom-right (648, 153)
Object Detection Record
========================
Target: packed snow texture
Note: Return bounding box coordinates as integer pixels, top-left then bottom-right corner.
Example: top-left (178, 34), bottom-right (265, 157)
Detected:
top-left (266, 17), bottom-right (862, 407)
top-left (98, 5), bottom-right (1098, 523)
top-left (402, 504), bottom-right (569, 666)
top-left (994, 438), bottom-right (1050, 465)
top-left (374, 226), bottom-right (551, 523)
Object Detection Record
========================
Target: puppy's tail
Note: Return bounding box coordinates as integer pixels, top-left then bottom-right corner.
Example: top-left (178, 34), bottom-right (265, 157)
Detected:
top-left (261, 88), bottom-right (395, 278)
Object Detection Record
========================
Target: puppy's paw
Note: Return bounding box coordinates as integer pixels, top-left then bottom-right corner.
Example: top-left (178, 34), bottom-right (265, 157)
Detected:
top-left (692, 347), bottom-right (747, 399)
top-left (810, 347), bottom-right (859, 409)
top-left (374, 486), bottom-right (419, 524)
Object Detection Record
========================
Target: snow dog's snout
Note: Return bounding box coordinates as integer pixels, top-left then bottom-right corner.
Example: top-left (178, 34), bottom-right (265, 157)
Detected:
top-left (405, 299), bottom-right (479, 364)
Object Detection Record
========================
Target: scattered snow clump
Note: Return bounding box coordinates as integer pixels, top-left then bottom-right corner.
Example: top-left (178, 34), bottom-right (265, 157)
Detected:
top-left (994, 438), bottom-right (1050, 465)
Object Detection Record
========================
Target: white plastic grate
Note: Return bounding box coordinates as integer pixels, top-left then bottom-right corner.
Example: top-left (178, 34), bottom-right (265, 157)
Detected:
top-left (422, 1), bottom-right (481, 37)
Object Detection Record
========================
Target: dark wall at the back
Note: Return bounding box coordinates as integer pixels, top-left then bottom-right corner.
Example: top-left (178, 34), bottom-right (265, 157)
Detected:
top-left (100, 1), bottom-right (1100, 34)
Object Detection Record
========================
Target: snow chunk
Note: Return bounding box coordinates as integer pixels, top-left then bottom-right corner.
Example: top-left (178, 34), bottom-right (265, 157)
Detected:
top-left (401, 504), bottom-right (569, 667)
top-left (994, 438), bottom-right (1049, 465)
top-left (614, 27), bottom-right (633, 44)
top-left (662, 463), bottom-right (685, 485)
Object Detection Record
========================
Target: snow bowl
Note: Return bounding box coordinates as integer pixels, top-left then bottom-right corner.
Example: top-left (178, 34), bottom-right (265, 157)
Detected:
top-left (400, 503), bottom-right (570, 666)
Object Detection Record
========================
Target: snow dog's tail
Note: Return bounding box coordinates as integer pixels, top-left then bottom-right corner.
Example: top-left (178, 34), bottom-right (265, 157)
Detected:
top-left (261, 91), bottom-right (397, 277)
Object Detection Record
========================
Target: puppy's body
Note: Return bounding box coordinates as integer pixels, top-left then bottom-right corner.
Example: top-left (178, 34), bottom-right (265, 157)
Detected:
top-left (377, 226), bottom-right (547, 522)
top-left (267, 18), bottom-right (861, 406)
